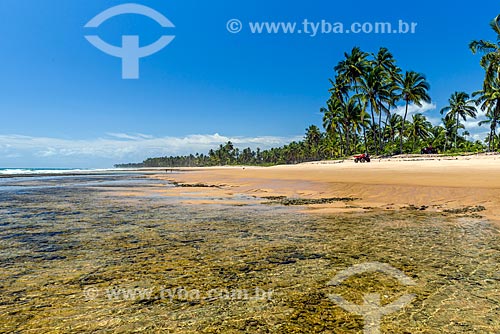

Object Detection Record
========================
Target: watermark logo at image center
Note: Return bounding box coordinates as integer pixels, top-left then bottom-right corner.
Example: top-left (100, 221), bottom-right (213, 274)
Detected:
top-left (84, 3), bottom-right (175, 79)
top-left (328, 262), bottom-right (416, 334)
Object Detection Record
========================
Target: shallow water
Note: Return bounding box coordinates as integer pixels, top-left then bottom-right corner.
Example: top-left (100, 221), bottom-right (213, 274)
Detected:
top-left (0, 174), bottom-right (172, 192)
top-left (0, 175), bottom-right (499, 333)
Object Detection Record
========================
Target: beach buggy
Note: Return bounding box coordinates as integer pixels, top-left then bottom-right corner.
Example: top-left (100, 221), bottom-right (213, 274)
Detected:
top-left (354, 153), bottom-right (371, 163)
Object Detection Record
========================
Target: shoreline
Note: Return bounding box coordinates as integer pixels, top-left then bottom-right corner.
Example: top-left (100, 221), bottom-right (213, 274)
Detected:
top-left (4, 154), bottom-right (500, 223)
top-left (140, 154), bottom-right (500, 224)
top-left (2, 157), bottom-right (500, 332)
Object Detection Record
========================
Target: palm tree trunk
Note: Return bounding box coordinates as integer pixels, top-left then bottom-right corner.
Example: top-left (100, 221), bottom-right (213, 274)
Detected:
top-left (488, 129), bottom-right (492, 152)
top-left (340, 135), bottom-right (344, 157)
top-left (495, 105), bottom-right (500, 151)
top-left (362, 128), bottom-right (368, 154)
top-left (455, 113), bottom-right (459, 149)
top-left (378, 102), bottom-right (384, 153)
top-left (370, 104), bottom-right (378, 155)
top-left (345, 124), bottom-right (351, 156)
top-left (384, 112), bottom-right (391, 151)
top-left (354, 87), bottom-right (368, 154)
top-left (337, 131), bottom-right (344, 157)
top-left (495, 128), bottom-right (498, 152)
top-left (400, 102), bottom-right (409, 154)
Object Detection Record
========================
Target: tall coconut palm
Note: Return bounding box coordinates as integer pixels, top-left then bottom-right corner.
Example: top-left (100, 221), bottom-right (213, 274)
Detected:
top-left (319, 133), bottom-right (339, 159)
top-left (372, 48), bottom-right (400, 151)
top-left (474, 77), bottom-right (500, 151)
top-left (328, 75), bottom-right (350, 102)
top-left (385, 113), bottom-right (403, 148)
top-left (334, 47), bottom-right (370, 151)
top-left (478, 114), bottom-right (500, 151)
top-left (396, 71), bottom-right (431, 154)
top-left (356, 65), bottom-right (392, 155)
top-left (373, 47), bottom-right (398, 74)
top-left (321, 95), bottom-right (361, 155)
top-left (441, 114), bottom-right (462, 152)
top-left (334, 47), bottom-right (370, 90)
top-left (430, 125), bottom-right (446, 151)
top-left (409, 113), bottom-right (432, 152)
top-left (440, 92), bottom-right (477, 149)
top-left (343, 97), bottom-right (367, 155)
top-left (305, 125), bottom-right (322, 147)
top-left (470, 14), bottom-right (500, 89)
top-left (305, 125), bottom-right (322, 160)
top-left (321, 95), bottom-right (345, 154)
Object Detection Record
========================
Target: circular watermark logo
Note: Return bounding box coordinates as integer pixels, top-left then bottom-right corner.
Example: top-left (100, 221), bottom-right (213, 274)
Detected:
top-left (83, 287), bottom-right (100, 300)
top-left (327, 262), bottom-right (416, 334)
top-left (227, 19), bottom-right (243, 33)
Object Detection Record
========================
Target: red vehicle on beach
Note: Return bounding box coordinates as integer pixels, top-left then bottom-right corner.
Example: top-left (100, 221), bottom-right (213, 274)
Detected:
top-left (354, 153), bottom-right (371, 163)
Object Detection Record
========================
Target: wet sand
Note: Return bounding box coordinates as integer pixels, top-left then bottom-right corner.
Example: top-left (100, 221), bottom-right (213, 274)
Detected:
top-left (148, 155), bottom-right (500, 223)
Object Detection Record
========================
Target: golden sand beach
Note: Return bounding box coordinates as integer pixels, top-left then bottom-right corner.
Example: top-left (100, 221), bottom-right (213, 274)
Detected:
top-left (146, 154), bottom-right (500, 224)
top-left (2, 158), bottom-right (500, 333)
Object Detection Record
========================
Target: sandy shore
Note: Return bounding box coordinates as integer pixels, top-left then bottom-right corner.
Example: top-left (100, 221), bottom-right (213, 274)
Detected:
top-left (3, 162), bottom-right (500, 332)
top-left (147, 154), bottom-right (500, 223)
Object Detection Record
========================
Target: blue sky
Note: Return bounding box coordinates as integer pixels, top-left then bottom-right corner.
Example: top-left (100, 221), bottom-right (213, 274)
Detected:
top-left (0, 0), bottom-right (498, 167)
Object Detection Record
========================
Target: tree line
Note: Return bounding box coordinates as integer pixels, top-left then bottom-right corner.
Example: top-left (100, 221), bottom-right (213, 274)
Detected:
top-left (116, 15), bottom-right (500, 168)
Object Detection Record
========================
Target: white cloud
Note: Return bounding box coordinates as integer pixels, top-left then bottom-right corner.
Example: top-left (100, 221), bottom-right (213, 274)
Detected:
top-left (0, 133), bottom-right (301, 168)
top-left (390, 102), bottom-right (490, 142)
top-left (394, 102), bottom-right (442, 125)
top-left (437, 105), bottom-right (489, 141)
top-left (462, 107), bottom-right (487, 131)
top-left (471, 131), bottom-right (490, 142)
top-left (463, 119), bottom-right (484, 131)
top-left (394, 101), bottom-right (437, 118)
top-left (107, 133), bottom-right (154, 140)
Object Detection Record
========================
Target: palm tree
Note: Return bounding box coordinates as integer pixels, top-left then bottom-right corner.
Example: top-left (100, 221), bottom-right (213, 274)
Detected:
top-left (343, 97), bottom-right (366, 155)
top-left (325, 75), bottom-right (356, 156)
top-left (305, 125), bottom-right (322, 160)
top-left (396, 71), bottom-right (431, 154)
top-left (334, 47), bottom-right (370, 151)
top-left (430, 125), bottom-right (446, 152)
top-left (351, 99), bottom-right (371, 150)
top-left (334, 47), bottom-right (370, 90)
top-left (373, 48), bottom-right (401, 150)
top-left (441, 114), bottom-right (462, 152)
top-left (318, 133), bottom-right (334, 159)
top-left (474, 77), bottom-right (500, 151)
top-left (440, 92), bottom-right (477, 149)
top-left (470, 15), bottom-right (500, 89)
top-left (385, 113), bottom-right (403, 148)
top-left (408, 113), bottom-right (432, 152)
top-left (329, 75), bottom-right (350, 102)
top-left (321, 96), bottom-right (344, 155)
top-left (373, 47), bottom-right (398, 74)
top-left (356, 65), bottom-right (392, 155)
top-left (478, 114), bottom-right (499, 151)
top-left (470, 14), bottom-right (500, 152)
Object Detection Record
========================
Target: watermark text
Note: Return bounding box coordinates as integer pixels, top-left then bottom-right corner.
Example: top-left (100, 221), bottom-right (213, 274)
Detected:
top-left (227, 19), bottom-right (418, 36)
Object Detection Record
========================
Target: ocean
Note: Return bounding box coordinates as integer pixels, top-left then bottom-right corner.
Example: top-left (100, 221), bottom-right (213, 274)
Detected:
top-left (0, 168), bottom-right (109, 175)
top-left (1, 171), bottom-right (499, 332)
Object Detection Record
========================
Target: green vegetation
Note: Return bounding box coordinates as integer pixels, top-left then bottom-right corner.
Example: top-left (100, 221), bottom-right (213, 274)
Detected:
top-left (470, 14), bottom-right (500, 152)
top-left (116, 15), bottom-right (500, 168)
